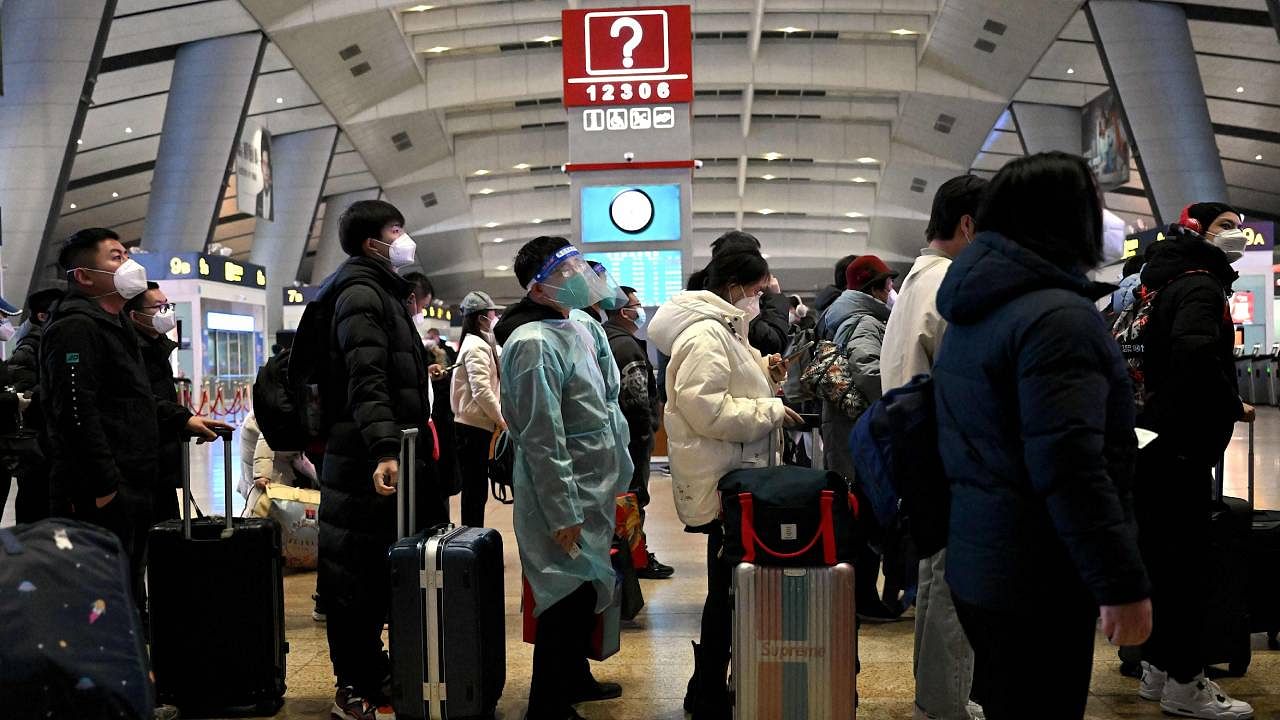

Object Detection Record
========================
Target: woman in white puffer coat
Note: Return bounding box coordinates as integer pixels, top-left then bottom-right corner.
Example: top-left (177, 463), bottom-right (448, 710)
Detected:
top-left (647, 246), bottom-right (802, 720)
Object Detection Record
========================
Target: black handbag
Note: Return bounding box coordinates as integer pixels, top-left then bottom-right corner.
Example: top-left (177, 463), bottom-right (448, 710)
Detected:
top-left (718, 465), bottom-right (860, 567)
top-left (488, 431), bottom-right (515, 504)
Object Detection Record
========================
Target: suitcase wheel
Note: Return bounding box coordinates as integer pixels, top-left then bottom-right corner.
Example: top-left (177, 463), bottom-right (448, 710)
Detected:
top-left (1228, 658), bottom-right (1250, 677)
top-left (1268, 631), bottom-right (1279, 651)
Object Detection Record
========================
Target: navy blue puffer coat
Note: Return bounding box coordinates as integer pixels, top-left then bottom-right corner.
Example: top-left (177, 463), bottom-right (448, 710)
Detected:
top-left (933, 232), bottom-right (1149, 612)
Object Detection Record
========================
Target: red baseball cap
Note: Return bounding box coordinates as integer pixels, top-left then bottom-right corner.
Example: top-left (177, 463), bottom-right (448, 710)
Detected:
top-left (845, 255), bottom-right (898, 292)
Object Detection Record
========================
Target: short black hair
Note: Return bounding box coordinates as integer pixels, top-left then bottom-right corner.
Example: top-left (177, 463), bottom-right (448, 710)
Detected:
top-left (711, 230), bottom-right (761, 257)
top-left (976, 152), bottom-right (1103, 271)
top-left (338, 200), bottom-right (405, 258)
top-left (123, 282), bottom-right (162, 315)
top-left (704, 248), bottom-right (770, 295)
top-left (926, 175), bottom-right (989, 242)
top-left (834, 255), bottom-right (857, 289)
top-left (1121, 253), bottom-right (1145, 278)
top-left (514, 236), bottom-right (572, 287)
top-left (400, 271), bottom-right (434, 300)
top-left (606, 286), bottom-right (640, 317)
top-left (686, 269), bottom-right (707, 291)
top-left (58, 227), bottom-right (120, 273)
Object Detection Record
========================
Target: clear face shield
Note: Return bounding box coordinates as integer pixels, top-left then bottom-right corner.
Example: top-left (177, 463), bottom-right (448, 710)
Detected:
top-left (527, 246), bottom-right (618, 310)
top-left (591, 263), bottom-right (628, 310)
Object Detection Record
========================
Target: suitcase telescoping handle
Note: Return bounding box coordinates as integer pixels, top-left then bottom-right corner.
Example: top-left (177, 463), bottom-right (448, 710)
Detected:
top-left (395, 427), bottom-right (419, 540)
top-left (180, 425), bottom-right (236, 541)
top-left (1213, 420), bottom-right (1256, 507)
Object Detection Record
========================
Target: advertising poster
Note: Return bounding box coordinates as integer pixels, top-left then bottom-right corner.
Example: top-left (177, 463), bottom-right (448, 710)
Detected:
top-left (1082, 90), bottom-right (1130, 191)
top-left (236, 121), bottom-right (273, 221)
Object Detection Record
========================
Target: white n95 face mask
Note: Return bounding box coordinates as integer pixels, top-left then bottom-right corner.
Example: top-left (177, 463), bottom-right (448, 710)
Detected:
top-left (386, 232), bottom-right (418, 268)
top-left (149, 306), bottom-right (177, 334)
top-left (1209, 228), bottom-right (1248, 263)
top-left (110, 259), bottom-right (150, 300)
top-left (0, 321), bottom-right (15, 342)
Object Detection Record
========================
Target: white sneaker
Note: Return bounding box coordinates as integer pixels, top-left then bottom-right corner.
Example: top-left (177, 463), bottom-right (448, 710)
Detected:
top-left (966, 700), bottom-right (986, 720)
top-left (1139, 661), bottom-right (1167, 701)
top-left (1161, 675), bottom-right (1254, 719)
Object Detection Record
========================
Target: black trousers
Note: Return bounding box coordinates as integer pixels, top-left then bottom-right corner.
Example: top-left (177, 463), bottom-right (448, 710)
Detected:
top-left (1134, 449), bottom-right (1211, 683)
top-left (326, 557), bottom-right (392, 702)
top-left (455, 422), bottom-right (492, 528)
top-left (74, 483), bottom-right (153, 615)
top-left (954, 594), bottom-right (1098, 720)
top-left (697, 525), bottom-right (733, 700)
top-left (14, 458), bottom-right (52, 523)
top-left (626, 434), bottom-right (653, 511)
top-left (528, 582), bottom-right (597, 717)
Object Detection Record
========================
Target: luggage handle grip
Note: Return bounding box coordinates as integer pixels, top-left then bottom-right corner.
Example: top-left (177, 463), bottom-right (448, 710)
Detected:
top-left (396, 428), bottom-right (420, 540)
top-left (738, 490), bottom-right (837, 564)
top-left (180, 427), bottom-right (236, 541)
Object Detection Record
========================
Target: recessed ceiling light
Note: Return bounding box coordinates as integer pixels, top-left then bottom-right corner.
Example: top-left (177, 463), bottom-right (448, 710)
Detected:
top-left (124, 127), bottom-right (133, 134)
top-left (407, 4), bottom-right (434, 11)
top-left (777, 26), bottom-right (804, 33)
top-left (1256, 154), bottom-right (1264, 161)
top-left (760, 253), bottom-right (771, 259)
top-left (851, 177), bottom-right (869, 184)
top-left (76, 139), bottom-right (83, 145)
top-left (484, 222), bottom-right (500, 228)
top-left (111, 191), bottom-right (119, 198)
top-left (275, 97), bottom-right (284, 104)
top-left (840, 227), bottom-right (856, 234)
top-left (761, 174), bottom-right (777, 180)
top-left (889, 28), bottom-right (918, 36)
top-left (763, 152), bottom-right (783, 161)
top-left (426, 46), bottom-right (451, 54)
top-left (856, 157), bottom-right (878, 164)
top-left (532, 35), bottom-right (560, 43)
top-left (478, 188), bottom-right (495, 195)
top-left (513, 163), bottom-right (531, 170)
top-left (758, 208), bottom-right (775, 215)
top-left (493, 237), bottom-right (505, 243)
top-left (1236, 86), bottom-right (1245, 93)
top-left (473, 169), bottom-right (490, 176)
top-left (1066, 67), bottom-right (1075, 75)
top-left (495, 264), bottom-right (509, 271)
top-left (69, 203), bottom-right (77, 209)
top-left (845, 211), bottom-right (865, 218)
top-left (531, 218), bottom-right (543, 224)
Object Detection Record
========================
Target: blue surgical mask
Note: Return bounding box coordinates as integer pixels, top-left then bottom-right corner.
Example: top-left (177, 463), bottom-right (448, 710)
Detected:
top-left (628, 306), bottom-right (647, 329)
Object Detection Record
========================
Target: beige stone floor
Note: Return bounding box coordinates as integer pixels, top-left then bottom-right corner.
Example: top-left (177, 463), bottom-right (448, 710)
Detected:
top-left (4, 410), bottom-right (1279, 719)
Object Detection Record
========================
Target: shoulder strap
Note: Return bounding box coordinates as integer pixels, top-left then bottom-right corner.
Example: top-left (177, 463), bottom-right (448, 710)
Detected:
top-left (833, 313), bottom-right (863, 348)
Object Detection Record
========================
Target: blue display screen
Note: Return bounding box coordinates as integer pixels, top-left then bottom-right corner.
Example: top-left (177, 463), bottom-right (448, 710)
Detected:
top-left (581, 184), bottom-right (681, 243)
top-left (584, 250), bottom-right (683, 306)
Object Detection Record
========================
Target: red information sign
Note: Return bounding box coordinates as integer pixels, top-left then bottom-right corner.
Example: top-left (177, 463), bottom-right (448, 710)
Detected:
top-left (562, 5), bottom-right (692, 108)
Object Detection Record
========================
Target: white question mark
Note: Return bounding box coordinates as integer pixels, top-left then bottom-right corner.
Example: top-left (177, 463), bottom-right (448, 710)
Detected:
top-left (610, 17), bottom-right (644, 68)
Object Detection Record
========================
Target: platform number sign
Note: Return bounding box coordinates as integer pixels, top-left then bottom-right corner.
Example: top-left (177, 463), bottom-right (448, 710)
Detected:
top-left (562, 5), bottom-right (692, 108)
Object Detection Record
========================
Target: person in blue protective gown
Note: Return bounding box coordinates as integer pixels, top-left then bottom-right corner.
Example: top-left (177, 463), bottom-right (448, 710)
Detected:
top-left (492, 235), bottom-right (633, 720)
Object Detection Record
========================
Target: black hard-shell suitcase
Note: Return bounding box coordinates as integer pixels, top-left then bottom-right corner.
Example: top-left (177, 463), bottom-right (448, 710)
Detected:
top-left (147, 429), bottom-right (287, 715)
top-left (389, 428), bottom-right (506, 720)
top-left (0, 519), bottom-right (154, 720)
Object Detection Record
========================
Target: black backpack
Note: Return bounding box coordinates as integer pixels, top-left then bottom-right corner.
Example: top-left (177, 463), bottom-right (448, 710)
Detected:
top-left (252, 283), bottom-right (353, 452)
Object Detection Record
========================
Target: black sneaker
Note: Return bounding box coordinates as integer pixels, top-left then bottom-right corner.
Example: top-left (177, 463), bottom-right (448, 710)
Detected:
top-left (332, 686), bottom-right (377, 720)
top-left (313, 592), bottom-right (327, 623)
top-left (153, 705), bottom-right (180, 720)
top-left (636, 552), bottom-right (675, 580)
top-left (569, 680), bottom-right (622, 703)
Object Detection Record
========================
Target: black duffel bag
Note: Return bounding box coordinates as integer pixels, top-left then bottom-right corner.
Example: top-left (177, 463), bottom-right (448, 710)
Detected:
top-left (718, 465), bottom-right (860, 567)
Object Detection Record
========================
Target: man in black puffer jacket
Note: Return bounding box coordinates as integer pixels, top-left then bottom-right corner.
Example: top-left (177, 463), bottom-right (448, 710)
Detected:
top-left (1129, 203), bottom-right (1254, 717)
top-left (315, 199), bottom-right (443, 720)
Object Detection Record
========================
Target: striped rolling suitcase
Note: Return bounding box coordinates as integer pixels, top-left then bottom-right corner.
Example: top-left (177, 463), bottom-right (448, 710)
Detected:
top-left (389, 429), bottom-right (506, 720)
top-left (731, 563), bottom-right (856, 719)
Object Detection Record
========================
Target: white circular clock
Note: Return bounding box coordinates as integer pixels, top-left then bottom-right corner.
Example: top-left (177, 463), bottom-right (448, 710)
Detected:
top-left (609, 188), bottom-right (655, 234)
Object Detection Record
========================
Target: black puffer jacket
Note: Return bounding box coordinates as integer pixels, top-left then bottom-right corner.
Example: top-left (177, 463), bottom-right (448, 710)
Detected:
top-left (934, 232), bottom-right (1148, 612)
top-left (316, 256), bottom-right (441, 607)
top-left (1137, 233), bottom-right (1242, 466)
top-left (604, 318), bottom-right (660, 447)
top-left (39, 294), bottom-right (162, 510)
top-left (138, 333), bottom-right (192, 489)
top-left (9, 322), bottom-right (44, 393)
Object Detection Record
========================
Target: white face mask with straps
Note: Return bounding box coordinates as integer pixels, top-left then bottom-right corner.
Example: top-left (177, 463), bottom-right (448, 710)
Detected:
top-left (77, 259), bottom-right (149, 300)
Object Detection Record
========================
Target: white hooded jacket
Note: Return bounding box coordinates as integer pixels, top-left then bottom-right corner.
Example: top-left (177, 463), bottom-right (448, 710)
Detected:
top-left (648, 291), bottom-right (786, 527)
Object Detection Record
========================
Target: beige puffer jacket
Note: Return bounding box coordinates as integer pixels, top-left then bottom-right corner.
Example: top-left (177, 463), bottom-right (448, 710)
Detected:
top-left (647, 291), bottom-right (786, 527)
top-left (450, 332), bottom-right (503, 432)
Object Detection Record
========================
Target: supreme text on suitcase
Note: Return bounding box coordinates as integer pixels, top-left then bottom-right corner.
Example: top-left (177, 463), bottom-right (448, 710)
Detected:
top-left (731, 563), bottom-right (857, 720)
top-left (0, 519), bottom-right (154, 720)
top-left (389, 428), bottom-right (507, 720)
top-left (147, 428), bottom-right (287, 716)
